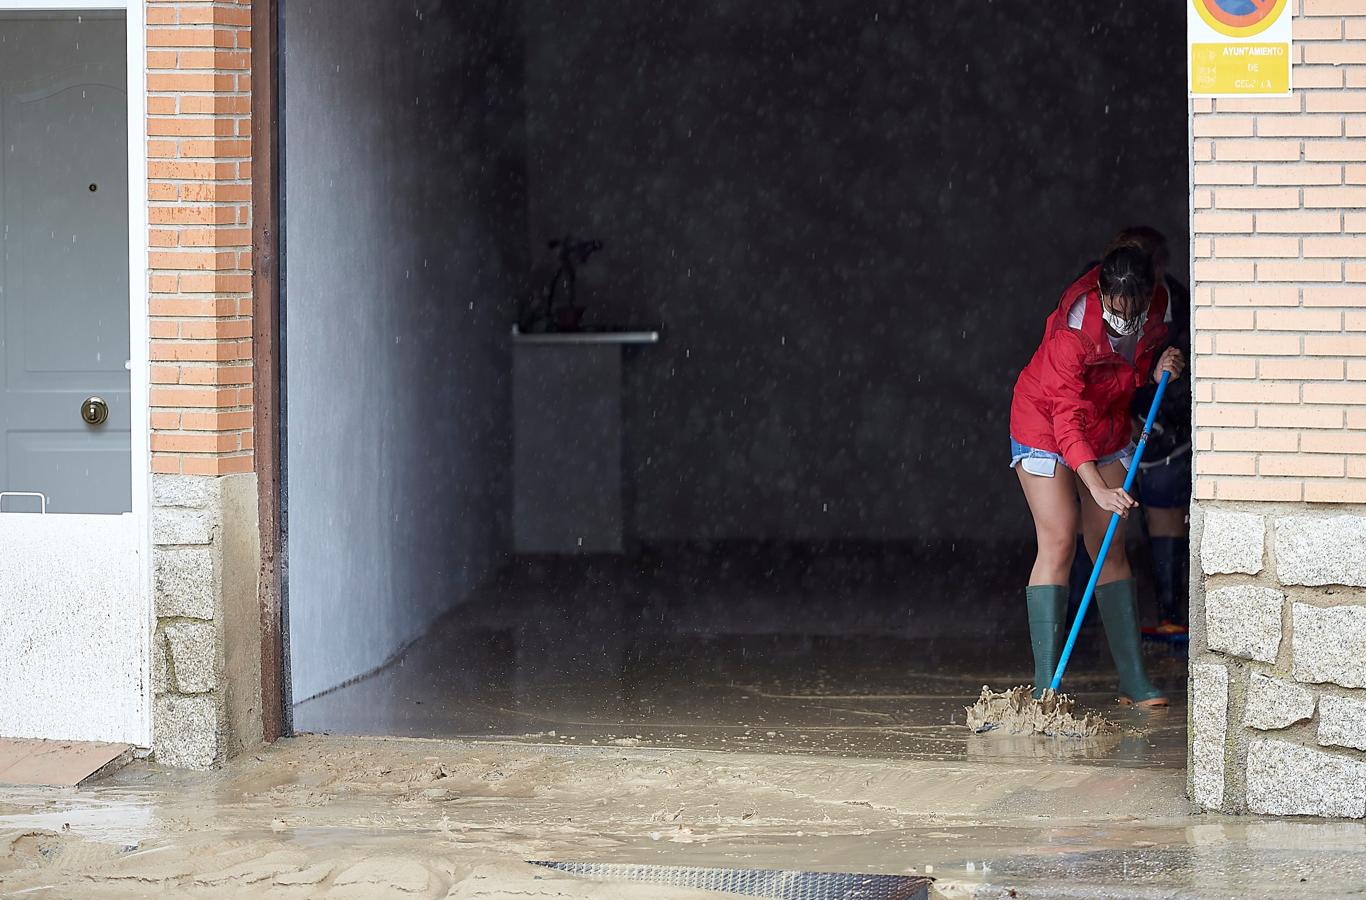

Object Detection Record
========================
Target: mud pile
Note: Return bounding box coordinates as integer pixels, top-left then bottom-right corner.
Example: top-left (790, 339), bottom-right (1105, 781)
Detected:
top-left (964, 685), bottom-right (1116, 738)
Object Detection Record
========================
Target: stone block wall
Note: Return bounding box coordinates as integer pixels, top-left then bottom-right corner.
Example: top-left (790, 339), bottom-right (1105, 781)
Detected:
top-left (150, 474), bottom-right (261, 768)
top-left (1191, 506), bottom-right (1366, 817)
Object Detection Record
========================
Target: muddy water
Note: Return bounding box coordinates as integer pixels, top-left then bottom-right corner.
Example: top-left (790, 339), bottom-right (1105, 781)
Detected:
top-left (3, 735), bottom-right (1365, 898)
top-left (292, 548), bottom-right (1191, 775)
top-left (296, 617), bottom-right (1192, 771)
top-left (965, 687), bottom-right (1116, 738)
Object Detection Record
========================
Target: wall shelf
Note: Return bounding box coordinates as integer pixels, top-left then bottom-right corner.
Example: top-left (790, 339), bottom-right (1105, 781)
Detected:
top-left (511, 327), bottom-right (660, 346)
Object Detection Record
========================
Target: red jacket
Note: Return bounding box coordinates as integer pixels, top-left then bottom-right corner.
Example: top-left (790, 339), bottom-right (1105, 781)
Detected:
top-left (1010, 267), bottom-right (1169, 471)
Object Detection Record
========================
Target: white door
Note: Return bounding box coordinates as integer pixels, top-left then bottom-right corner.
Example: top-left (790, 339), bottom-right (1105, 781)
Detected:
top-left (1, 15), bottom-right (130, 514)
top-left (0, 12), bottom-right (146, 745)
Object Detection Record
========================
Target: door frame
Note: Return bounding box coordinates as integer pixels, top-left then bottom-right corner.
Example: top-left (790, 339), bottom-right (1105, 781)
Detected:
top-left (252, 0), bottom-right (288, 741)
top-left (0, 0), bottom-right (150, 743)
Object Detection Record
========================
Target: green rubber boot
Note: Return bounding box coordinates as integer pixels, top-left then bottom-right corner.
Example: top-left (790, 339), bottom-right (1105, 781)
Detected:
top-left (1027, 585), bottom-right (1068, 700)
top-left (1096, 578), bottom-right (1166, 705)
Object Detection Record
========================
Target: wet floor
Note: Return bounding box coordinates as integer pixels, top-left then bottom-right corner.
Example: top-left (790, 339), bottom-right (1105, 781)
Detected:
top-left (2, 735), bottom-right (1364, 899)
top-left (294, 544), bottom-right (1188, 769)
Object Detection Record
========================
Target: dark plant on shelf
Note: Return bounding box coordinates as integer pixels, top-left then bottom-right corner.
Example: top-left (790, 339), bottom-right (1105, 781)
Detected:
top-left (518, 235), bottom-right (604, 333)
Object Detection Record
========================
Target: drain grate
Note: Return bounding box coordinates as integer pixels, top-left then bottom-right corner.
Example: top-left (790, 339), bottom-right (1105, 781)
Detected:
top-left (529, 861), bottom-right (932, 900)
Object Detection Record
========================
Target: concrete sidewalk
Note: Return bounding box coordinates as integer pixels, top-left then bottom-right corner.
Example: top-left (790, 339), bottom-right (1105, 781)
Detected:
top-left (1, 734), bottom-right (1362, 898)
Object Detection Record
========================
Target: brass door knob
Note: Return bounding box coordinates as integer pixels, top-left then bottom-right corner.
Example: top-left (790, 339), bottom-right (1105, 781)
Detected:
top-left (81, 396), bottom-right (109, 426)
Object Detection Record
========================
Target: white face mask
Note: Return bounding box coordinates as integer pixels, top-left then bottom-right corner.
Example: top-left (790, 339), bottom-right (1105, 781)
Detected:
top-left (1102, 303), bottom-right (1147, 337)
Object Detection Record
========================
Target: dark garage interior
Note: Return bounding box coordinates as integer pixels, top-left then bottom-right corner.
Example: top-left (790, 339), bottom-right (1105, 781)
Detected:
top-left (282, 0), bottom-right (1190, 764)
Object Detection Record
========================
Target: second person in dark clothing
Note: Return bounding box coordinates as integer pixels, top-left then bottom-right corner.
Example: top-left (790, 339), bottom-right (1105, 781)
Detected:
top-left (1067, 227), bottom-right (1192, 639)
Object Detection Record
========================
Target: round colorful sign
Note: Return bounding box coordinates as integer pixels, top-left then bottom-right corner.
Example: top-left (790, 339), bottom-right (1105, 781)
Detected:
top-left (1192, 0), bottom-right (1289, 38)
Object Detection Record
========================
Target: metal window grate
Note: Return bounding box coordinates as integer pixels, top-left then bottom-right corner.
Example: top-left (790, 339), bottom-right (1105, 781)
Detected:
top-left (529, 861), bottom-right (932, 900)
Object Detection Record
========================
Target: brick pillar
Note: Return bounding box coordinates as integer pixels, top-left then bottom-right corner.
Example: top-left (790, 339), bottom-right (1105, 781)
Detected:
top-left (146, 0), bottom-right (254, 475)
top-left (1189, 0), bottom-right (1366, 818)
top-left (144, 0), bottom-right (260, 768)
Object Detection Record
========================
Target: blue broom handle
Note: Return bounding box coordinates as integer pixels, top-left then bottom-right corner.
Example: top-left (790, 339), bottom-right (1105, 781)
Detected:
top-left (1049, 370), bottom-right (1171, 693)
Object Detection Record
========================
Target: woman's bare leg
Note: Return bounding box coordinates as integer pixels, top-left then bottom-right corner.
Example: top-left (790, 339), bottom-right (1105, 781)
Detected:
top-left (1016, 465), bottom-right (1079, 585)
top-left (1016, 464), bottom-right (1080, 696)
top-left (1077, 459), bottom-right (1133, 585)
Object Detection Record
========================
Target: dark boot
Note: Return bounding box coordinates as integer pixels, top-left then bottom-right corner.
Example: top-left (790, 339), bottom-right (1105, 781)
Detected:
top-left (1096, 578), bottom-right (1167, 705)
top-left (1149, 535), bottom-right (1189, 628)
top-left (1027, 585), bottom-right (1068, 700)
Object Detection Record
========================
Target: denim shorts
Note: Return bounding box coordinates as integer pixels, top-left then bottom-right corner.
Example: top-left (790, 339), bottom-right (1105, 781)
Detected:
top-left (1009, 436), bottom-right (1134, 478)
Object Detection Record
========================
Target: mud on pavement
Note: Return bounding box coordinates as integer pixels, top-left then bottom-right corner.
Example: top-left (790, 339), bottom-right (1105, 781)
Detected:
top-left (2, 734), bottom-right (1363, 898)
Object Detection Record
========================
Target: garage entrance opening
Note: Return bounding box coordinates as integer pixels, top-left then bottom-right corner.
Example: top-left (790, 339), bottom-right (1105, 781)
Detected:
top-left (281, 1), bottom-right (1189, 768)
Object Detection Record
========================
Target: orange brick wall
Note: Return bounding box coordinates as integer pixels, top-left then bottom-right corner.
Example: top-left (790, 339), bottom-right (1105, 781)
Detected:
top-left (145, 0), bottom-right (254, 477)
top-left (1192, 0), bottom-right (1366, 504)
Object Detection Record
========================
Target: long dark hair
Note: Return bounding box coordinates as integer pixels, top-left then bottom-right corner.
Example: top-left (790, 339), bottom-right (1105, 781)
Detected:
top-left (1098, 244), bottom-right (1155, 322)
top-left (1106, 226), bottom-right (1170, 271)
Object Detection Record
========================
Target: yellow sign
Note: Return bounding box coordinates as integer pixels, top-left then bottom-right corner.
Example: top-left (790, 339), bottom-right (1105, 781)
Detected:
top-left (1189, 0), bottom-right (1292, 96)
top-left (1191, 43), bottom-right (1290, 94)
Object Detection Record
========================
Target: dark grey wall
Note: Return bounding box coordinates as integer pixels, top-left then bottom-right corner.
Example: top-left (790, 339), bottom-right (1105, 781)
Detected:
top-left (284, 0), bottom-right (528, 700)
top-left (522, 0), bottom-right (1189, 541)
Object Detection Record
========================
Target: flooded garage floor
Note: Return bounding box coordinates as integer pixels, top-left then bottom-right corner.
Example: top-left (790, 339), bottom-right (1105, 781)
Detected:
top-left (3, 735), bottom-right (1365, 899)
top-left (294, 545), bottom-right (1188, 770)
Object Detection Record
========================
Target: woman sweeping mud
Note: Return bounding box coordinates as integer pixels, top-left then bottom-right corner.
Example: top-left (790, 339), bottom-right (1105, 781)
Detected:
top-left (1010, 244), bottom-right (1184, 707)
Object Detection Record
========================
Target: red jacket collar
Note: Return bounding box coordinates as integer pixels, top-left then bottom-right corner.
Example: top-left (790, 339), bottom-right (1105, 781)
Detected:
top-left (1059, 265), bottom-right (1169, 363)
